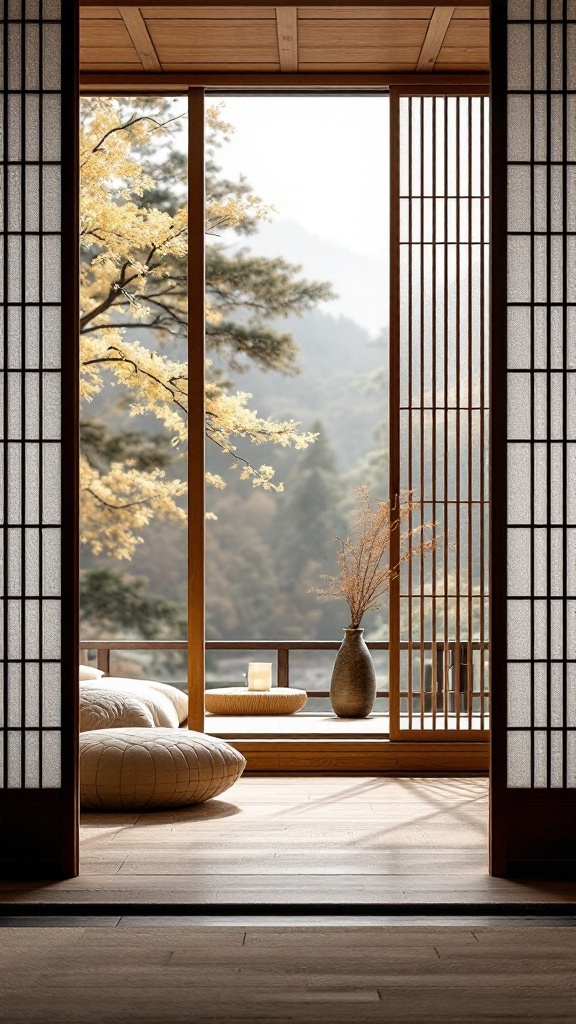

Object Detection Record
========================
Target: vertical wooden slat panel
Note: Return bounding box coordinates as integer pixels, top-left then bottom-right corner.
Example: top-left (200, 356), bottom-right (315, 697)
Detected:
top-left (391, 84), bottom-right (489, 742)
top-left (187, 88), bottom-right (206, 733)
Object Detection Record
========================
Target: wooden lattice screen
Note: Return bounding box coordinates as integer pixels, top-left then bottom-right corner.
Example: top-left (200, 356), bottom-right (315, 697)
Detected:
top-left (389, 86), bottom-right (490, 741)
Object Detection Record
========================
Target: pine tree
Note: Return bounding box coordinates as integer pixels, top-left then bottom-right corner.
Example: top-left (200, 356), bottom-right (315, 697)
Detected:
top-left (80, 98), bottom-right (334, 560)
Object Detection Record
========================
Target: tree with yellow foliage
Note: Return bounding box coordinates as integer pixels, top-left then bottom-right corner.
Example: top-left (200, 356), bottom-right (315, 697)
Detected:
top-left (80, 98), bottom-right (333, 560)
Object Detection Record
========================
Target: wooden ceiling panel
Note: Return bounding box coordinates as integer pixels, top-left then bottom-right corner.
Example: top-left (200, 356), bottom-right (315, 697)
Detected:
top-left (81, 53), bottom-right (142, 68)
top-left (299, 7), bottom-right (435, 17)
top-left (436, 46), bottom-right (489, 64)
top-left (79, 5), bottom-right (490, 78)
top-left (161, 62), bottom-right (281, 70)
top-left (299, 61), bottom-right (415, 71)
top-left (299, 19), bottom-right (428, 64)
top-left (442, 17), bottom-right (489, 45)
top-left (299, 18), bottom-right (429, 44)
top-left (451, 5), bottom-right (489, 16)
top-left (80, 7), bottom-right (123, 17)
top-left (148, 18), bottom-right (279, 64)
top-left (81, 19), bottom-right (135, 46)
top-left (143, 6), bottom-right (276, 16)
top-left (300, 46), bottom-right (423, 63)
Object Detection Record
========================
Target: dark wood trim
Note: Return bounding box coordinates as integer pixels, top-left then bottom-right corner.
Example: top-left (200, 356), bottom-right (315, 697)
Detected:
top-left (79, 72), bottom-right (490, 94)
top-left (79, 0), bottom-right (489, 8)
top-left (390, 81), bottom-right (489, 97)
top-left (187, 88), bottom-right (206, 733)
top-left (60, 0), bottom-right (81, 881)
top-left (488, 0), bottom-right (508, 879)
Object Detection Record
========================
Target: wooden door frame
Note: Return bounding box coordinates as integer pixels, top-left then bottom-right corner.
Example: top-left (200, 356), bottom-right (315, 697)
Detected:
top-left (80, 70), bottom-right (491, 776)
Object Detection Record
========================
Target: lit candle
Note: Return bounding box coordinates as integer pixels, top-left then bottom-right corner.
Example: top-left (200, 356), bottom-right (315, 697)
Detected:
top-left (247, 662), bottom-right (272, 691)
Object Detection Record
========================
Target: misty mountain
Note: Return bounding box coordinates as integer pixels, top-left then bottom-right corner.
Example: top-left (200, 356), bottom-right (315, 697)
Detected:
top-left (212, 308), bottom-right (388, 471)
top-left (227, 217), bottom-right (389, 338)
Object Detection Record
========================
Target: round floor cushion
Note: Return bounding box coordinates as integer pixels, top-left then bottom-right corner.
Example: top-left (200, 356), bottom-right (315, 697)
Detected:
top-left (205, 686), bottom-right (308, 716)
top-left (80, 728), bottom-right (246, 811)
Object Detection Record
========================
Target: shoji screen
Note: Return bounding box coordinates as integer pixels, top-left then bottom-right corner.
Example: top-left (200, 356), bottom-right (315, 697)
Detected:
top-left (491, 0), bottom-right (576, 874)
top-left (0, 0), bottom-right (78, 878)
top-left (389, 86), bottom-right (490, 743)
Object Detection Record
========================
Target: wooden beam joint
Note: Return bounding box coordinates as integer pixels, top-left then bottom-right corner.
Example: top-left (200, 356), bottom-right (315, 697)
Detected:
top-left (416, 6), bottom-right (455, 72)
top-left (276, 7), bottom-right (298, 73)
top-left (119, 7), bottom-right (161, 73)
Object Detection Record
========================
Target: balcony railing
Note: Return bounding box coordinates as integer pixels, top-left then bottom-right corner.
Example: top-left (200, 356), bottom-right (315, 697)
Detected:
top-left (79, 638), bottom-right (488, 709)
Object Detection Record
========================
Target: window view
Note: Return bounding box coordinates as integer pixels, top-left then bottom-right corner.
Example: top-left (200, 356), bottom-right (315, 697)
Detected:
top-left (77, 92), bottom-right (487, 742)
top-left (79, 97), bottom-right (189, 685)
top-left (203, 97), bottom-right (390, 735)
top-left (78, 94), bottom-right (390, 733)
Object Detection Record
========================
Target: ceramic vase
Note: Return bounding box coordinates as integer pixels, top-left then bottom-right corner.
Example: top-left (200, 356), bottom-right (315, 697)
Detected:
top-left (330, 627), bottom-right (376, 719)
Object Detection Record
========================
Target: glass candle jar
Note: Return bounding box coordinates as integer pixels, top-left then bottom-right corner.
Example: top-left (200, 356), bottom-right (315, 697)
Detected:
top-left (247, 662), bottom-right (272, 691)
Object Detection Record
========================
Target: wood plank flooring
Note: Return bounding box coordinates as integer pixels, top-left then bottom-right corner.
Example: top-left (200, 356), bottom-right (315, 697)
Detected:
top-left (1, 775), bottom-right (576, 906)
top-left (1, 921), bottom-right (576, 1022)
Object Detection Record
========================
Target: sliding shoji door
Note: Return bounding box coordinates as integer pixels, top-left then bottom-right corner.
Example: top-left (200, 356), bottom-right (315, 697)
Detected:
top-left (0, 0), bottom-right (79, 879)
top-left (389, 86), bottom-right (490, 742)
top-left (491, 0), bottom-right (576, 874)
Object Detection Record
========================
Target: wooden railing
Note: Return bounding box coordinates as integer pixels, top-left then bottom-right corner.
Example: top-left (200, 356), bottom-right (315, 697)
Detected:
top-left (79, 638), bottom-right (486, 703)
top-left (80, 638), bottom-right (389, 698)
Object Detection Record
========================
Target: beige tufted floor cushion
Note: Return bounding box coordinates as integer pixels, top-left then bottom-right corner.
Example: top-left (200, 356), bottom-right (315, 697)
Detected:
top-left (80, 728), bottom-right (246, 811)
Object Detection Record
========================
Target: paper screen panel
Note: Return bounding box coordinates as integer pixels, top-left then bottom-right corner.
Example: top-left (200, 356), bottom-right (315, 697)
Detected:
top-left (505, 1), bottom-right (576, 788)
top-left (0, 0), bottom-right (64, 789)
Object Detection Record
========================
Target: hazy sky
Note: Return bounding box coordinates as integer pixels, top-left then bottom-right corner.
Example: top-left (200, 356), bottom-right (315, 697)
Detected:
top-left (161, 94), bottom-right (389, 334)
top-left (214, 96), bottom-right (389, 259)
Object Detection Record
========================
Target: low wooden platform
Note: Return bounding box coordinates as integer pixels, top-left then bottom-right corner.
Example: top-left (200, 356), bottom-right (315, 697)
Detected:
top-left (1, 776), bottom-right (576, 908)
top-left (204, 712), bottom-right (390, 739)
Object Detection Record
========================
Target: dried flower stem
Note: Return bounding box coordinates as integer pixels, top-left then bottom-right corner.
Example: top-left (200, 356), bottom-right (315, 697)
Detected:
top-left (316, 486), bottom-right (440, 629)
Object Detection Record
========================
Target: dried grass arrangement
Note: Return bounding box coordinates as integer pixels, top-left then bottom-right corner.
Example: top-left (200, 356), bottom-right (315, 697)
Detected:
top-left (316, 486), bottom-right (439, 629)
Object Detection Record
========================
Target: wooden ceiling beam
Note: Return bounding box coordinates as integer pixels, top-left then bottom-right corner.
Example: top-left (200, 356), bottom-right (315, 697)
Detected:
top-left (80, 70), bottom-right (490, 93)
top-left (81, 1), bottom-right (488, 8)
top-left (276, 7), bottom-right (298, 72)
top-left (119, 7), bottom-right (162, 71)
top-left (416, 6), bottom-right (455, 71)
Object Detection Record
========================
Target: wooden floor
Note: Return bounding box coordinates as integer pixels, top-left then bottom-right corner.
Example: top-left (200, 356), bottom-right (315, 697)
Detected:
top-left (1, 919), bottom-right (576, 1022)
top-left (1, 775), bottom-right (576, 907)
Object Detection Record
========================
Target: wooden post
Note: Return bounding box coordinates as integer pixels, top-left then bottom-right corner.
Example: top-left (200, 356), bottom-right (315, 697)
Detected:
top-left (187, 88), bottom-right (206, 732)
top-left (388, 87), bottom-right (401, 741)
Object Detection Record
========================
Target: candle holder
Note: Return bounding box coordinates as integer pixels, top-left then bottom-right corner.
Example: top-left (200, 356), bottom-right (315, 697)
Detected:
top-left (247, 662), bottom-right (272, 692)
